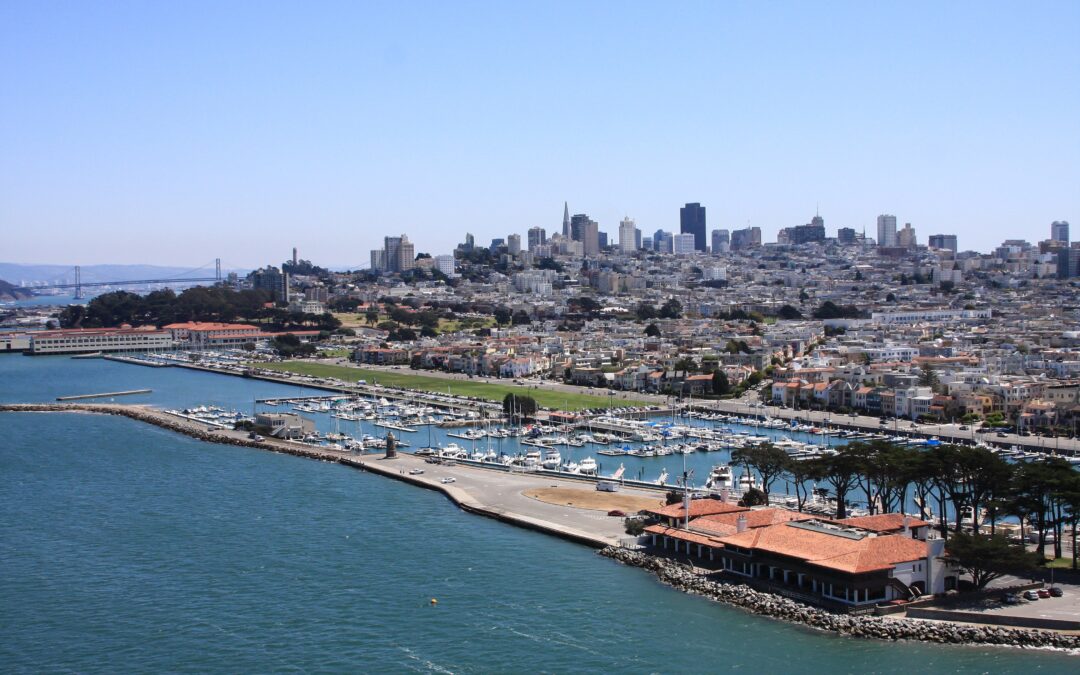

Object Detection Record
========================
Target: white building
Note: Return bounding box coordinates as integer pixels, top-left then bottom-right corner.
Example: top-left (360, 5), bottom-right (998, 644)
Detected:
top-left (435, 254), bottom-right (456, 277)
top-left (29, 327), bottom-right (175, 354)
top-left (673, 233), bottom-right (696, 255)
top-left (618, 217), bottom-right (638, 254)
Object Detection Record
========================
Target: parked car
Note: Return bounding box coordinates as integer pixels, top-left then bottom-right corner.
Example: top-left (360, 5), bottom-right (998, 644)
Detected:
top-left (1001, 593), bottom-right (1020, 605)
top-left (1049, 587), bottom-right (1064, 597)
top-left (1023, 590), bottom-right (1040, 601)
top-left (996, 432), bottom-right (1008, 438)
top-left (958, 425), bottom-right (969, 430)
top-left (1037, 588), bottom-right (1051, 598)
top-left (607, 509), bottom-right (627, 517)
top-left (440, 477), bottom-right (456, 484)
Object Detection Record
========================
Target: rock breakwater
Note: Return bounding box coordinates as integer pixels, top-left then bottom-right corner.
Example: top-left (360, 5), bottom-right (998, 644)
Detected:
top-left (600, 547), bottom-right (1080, 651)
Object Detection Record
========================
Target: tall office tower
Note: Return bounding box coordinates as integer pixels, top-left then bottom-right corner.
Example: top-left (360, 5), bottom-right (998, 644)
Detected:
top-left (711, 229), bottom-right (730, 254)
top-left (619, 217), bottom-right (638, 253)
top-left (370, 249), bottom-right (387, 272)
top-left (527, 226), bottom-right (546, 251)
top-left (657, 231), bottom-right (674, 253)
top-left (598, 231), bottom-right (608, 249)
top-left (562, 202), bottom-right (571, 238)
top-left (398, 235), bottom-right (415, 271)
top-left (1052, 220), bottom-right (1070, 243)
top-left (462, 233), bottom-right (475, 252)
top-left (897, 223), bottom-right (917, 249)
top-left (876, 214), bottom-right (897, 247)
top-left (570, 213), bottom-right (592, 241)
top-left (634, 227), bottom-right (641, 250)
top-left (672, 233), bottom-right (696, 255)
top-left (837, 227), bottom-right (857, 245)
top-left (680, 202), bottom-right (707, 251)
top-left (383, 236), bottom-right (403, 272)
top-left (1057, 248), bottom-right (1080, 278)
top-left (292, 247), bottom-right (298, 265)
top-left (652, 229), bottom-right (665, 250)
top-left (928, 234), bottom-right (958, 252)
top-left (507, 234), bottom-right (521, 256)
top-left (641, 236), bottom-right (653, 250)
top-left (581, 219), bottom-right (599, 256)
top-left (730, 226), bottom-right (761, 251)
top-left (248, 265), bottom-right (289, 301)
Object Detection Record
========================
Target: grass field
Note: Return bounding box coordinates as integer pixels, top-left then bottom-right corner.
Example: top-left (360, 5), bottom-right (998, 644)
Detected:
top-left (256, 361), bottom-right (644, 411)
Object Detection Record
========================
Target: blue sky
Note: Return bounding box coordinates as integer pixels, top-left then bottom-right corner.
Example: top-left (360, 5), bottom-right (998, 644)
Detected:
top-left (2, 1), bottom-right (1077, 268)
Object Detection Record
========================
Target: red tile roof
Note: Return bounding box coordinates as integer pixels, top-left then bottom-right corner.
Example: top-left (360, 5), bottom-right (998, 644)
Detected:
top-left (644, 499), bottom-right (747, 520)
top-left (716, 521), bottom-right (927, 574)
top-left (691, 508), bottom-right (814, 537)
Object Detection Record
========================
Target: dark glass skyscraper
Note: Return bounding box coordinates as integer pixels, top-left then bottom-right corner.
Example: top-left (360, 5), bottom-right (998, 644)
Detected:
top-left (680, 202), bottom-right (706, 251)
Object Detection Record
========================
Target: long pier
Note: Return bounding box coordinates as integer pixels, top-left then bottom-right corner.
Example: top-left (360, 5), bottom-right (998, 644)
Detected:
top-left (56, 389), bottom-right (153, 401)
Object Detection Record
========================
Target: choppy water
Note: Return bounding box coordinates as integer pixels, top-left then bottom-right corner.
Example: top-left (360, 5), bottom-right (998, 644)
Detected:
top-left (1, 355), bottom-right (1076, 673)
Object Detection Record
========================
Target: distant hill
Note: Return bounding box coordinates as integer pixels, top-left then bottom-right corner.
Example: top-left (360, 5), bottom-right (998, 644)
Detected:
top-left (0, 263), bottom-right (248, 286)
top-left (0, 278), bottom-right (34, 301)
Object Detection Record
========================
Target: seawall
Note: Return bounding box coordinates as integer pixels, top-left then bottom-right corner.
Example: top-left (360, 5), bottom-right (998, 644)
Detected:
top-left (601, 547), bottom-right (1080, 651)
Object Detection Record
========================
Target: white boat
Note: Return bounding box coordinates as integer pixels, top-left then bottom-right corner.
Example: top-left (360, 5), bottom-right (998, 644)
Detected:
top-left (438, 443), bottom-right (468, 459)
top-left (541, 448), bottom-right (562, 470)
top-left (578, 457), bottom-right (598, 476)
top-left (656, 469), bottom-right (669, 485)
top-left (524, 450), bottom-right (542, 469)
top-left (705, 464), bottom-right (733, 491)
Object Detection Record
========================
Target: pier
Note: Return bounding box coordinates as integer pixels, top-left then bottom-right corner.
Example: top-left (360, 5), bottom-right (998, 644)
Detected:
top-left (56, 389), bottom-right (153, 401)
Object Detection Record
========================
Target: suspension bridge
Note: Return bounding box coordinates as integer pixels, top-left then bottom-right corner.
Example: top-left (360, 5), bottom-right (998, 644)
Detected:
top-left (17, 259), bottom-right (225, 299)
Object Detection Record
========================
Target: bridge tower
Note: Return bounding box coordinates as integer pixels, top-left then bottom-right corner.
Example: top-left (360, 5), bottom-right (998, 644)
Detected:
top-left (215, 258), bottom-right (221, 282)
top-left (73, 266), bottom-right (83, 300)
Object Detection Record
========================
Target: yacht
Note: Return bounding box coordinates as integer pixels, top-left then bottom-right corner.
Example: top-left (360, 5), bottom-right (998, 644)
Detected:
top-left (523, 450), bottom-right (542, 469)
top-left (704, 464), bottom-right (734, 491)
top-left (578, 456), bottom-right (598, 476)
top-left (541, 448), bottom-right (562, 470)
top-left (439, 443), bottom-right (468, 460)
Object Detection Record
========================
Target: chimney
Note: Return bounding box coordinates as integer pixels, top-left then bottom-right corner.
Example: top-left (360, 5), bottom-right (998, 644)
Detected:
top-left (903, 515), bottom-right (912, 537)
top-left (736, 514), bottom-right (748, 533)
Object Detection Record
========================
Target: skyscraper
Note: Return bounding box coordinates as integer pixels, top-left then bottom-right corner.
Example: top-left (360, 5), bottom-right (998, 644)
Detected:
top-left (562, 202), bottom-right (571, 238)
top-left (897, 223), bottom-right (916, 249)
top-left (730, 226), bottom-right (761, 251)
top-left (837, 228), bottom-right (857, 245)
top-left (398, 235), bottom-right (415, 271)
top-left (711, 229), bottom-right (730, 254)
top-left (928, 234), bottom-right (958, 252)
top-left (581, 219), bottom-right (599, 256)
top-left (1052, 220), bottom-right (1070, 243)
top-left (527, 226), bottom-right (546, 251)
top-left (680, 202), bottom-right (707, 251)
top-left (618, 217), bottom-right (637, 254)
top-left (507, 234), bottom-right (521, 256)
top-left (876, 214), bottom-right (897, 247)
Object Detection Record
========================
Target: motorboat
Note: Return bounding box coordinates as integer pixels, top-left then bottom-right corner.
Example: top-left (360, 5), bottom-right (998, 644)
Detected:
top-left (541, 448), bottom-right (562, 470)
top-left (578, 457), bottom-right (598, 475)
top-left (704, 464), bottom-right (733, 490)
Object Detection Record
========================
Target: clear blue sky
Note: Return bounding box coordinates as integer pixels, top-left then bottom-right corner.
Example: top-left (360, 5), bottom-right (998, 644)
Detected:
top-left (2, 1), bottom-right (1077, 268)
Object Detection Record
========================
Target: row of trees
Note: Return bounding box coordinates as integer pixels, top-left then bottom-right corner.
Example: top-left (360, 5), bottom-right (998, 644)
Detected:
top-left (59, 287), bottom-right (341, 331)
top-left (730, 441), bottom-right (1080, 578)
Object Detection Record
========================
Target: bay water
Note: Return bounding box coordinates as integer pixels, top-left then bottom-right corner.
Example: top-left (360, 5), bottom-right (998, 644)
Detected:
top-left (1, 355), bottom-right (1076, 673)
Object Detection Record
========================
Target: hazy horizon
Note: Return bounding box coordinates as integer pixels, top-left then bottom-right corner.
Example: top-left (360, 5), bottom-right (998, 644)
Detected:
top-left (3, 1), bottom-right (1077, 268)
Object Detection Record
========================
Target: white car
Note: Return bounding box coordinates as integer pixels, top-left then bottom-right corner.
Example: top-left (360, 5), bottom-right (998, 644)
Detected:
top-left (440, 477), bottom-right (456, 484)
top-left (408, 468), bottom-right (424, 475)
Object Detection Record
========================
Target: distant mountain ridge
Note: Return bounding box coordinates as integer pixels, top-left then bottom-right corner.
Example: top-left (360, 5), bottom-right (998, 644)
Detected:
top-left (0, 263), bottom-right (248, 286)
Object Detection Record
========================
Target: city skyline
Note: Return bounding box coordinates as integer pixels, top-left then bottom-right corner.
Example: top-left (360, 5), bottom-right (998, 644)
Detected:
top-left (2, 1), bottom-right (1078, 267)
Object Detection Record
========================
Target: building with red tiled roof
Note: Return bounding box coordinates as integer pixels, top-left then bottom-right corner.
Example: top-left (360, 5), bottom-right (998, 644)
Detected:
top-left (712, 519), bottom-right (953, 607)
top-left (642, 499), bottom-right (747, 528)
top-left (642, 506), bottom-right (956, 609)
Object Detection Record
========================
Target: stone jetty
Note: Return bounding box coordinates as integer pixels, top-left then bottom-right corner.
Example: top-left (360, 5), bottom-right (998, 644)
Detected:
top-left (600, 547), bottom-right (1080, 651)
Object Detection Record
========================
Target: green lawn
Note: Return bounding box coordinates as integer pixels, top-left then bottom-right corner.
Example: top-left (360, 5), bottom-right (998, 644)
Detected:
top-left (1045, 557), bottom-right (1078, 570)
top-left (256, 361), bottom-right (644, 411)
